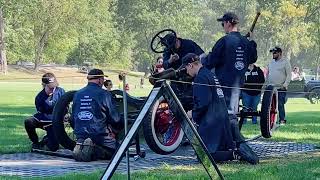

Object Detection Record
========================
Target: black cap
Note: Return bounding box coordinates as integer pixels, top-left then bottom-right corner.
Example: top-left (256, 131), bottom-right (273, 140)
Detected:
top-left (41, 73), bottom-right (56, 85)
top-left (217, 12), bottom-right (239, 24)
top-left (87, 69), bottom-right (108, 80)
top-left (179, 53), bottom-right (200, 69)
top-left (42, 77), bottom-right (55, 84)
top-left (269, 46), bottom-right (282, 53)
top-left (161, 33), bottom-right (176, 49)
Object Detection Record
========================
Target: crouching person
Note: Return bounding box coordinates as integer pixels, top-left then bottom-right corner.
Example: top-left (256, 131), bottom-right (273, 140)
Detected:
top-left (182, 53), bottom-right (259, 164)
top-left (24, 72), bottom-right (65, 151)
top-left (72, 69), bottom-right (122, 162)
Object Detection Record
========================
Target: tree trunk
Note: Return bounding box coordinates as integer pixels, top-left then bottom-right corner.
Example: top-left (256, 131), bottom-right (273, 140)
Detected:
top-left (0, 8), bottom-right (7, 75)
top-left (34, 30), bottom-right (48, 70)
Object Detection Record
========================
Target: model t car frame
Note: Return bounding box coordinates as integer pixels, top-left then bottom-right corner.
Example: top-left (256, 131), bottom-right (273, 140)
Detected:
top-left (50, 29), bottom-right (279, 157)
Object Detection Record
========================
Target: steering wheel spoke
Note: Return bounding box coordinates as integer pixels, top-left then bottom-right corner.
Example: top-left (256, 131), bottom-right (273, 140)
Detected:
top-left (150, 29), bottom-right (176, 53)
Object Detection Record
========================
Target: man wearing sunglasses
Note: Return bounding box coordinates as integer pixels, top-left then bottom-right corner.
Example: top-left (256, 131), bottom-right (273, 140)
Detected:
top-left (266, 47), bottom-right (291, 125)
top-left (203, 12), bottom-right (257, 147)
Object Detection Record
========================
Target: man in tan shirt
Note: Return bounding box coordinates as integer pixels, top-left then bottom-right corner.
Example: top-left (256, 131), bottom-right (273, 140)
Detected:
top-left (266, 46), bottom-right (292, 124)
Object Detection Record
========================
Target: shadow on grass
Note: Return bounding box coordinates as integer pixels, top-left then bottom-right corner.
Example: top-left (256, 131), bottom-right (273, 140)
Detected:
top-left (0, 105), bottom-right (35, 154)
top-left (25, 153), bottom-right (320, 180)
top-left (268, 111), bottom-right (320, 145)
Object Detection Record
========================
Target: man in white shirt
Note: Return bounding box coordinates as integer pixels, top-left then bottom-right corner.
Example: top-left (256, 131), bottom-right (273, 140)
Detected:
top-left (266, 47), bottom-right (292, 124)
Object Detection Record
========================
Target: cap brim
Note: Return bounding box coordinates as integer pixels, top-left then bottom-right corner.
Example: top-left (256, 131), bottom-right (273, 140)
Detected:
top-left (217, 17), bottom-right (224, 22)
top-left (87, 74), bottom-right (108, 79)
top-left (178, 64), bottom-right (187, 70)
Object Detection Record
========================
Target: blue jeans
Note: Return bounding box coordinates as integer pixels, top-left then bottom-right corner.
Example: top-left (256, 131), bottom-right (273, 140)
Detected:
top-left (242, 92), bottom-right (261, 123)
top-left (278, 90), bottom-right (287, 121)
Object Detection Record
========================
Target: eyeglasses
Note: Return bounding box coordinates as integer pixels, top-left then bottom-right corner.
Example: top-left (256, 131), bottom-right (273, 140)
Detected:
top-left (221, 22), bottom-right (224, 27)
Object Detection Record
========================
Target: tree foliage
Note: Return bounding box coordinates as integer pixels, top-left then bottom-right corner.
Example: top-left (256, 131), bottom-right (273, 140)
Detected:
top-left (0, 0), bottom-right (318, 71)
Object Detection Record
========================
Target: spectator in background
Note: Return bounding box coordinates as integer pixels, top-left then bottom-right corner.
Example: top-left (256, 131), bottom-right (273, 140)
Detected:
top-left (140, 76), bottom-right (144, 88)
top-left (24, 73), bottom-right (65, 151)
top-left (118, 74), bottom-right (129, 92)
top-left (104, 79), bottom-right (113, 91)
top-left (266, 46), bottom-right (291, 125)
top-left (155, 56), bottom-right (165, 73)
top-left (242, 64), bottom-right (265, 124)
top-left (291, 66), bottom-right (303, 81)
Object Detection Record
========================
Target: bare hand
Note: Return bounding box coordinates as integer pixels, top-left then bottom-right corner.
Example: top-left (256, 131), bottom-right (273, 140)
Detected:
top-left (169, 54), bottom-right (179, 63)
top-left (45, 85), bottom-right (54, 96)
top-left (187, 110), bottom-right (192, 119)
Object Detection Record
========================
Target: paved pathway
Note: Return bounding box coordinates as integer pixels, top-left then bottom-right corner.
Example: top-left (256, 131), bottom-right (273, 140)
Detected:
top-left (0, 140), bottom-right (317, 178)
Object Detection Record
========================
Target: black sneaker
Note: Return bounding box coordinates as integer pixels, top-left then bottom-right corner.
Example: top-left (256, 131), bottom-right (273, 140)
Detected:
top-left (237, 143), bottom-right (259, 165)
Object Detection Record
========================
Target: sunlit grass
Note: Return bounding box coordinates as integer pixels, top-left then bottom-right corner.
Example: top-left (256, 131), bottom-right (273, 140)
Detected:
top-left (0, 69), bottom-right (319, 179)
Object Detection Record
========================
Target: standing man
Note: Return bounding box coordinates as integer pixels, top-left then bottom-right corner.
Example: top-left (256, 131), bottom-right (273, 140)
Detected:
top-left (203, 12), bottom-right (257, 145)
top-left (24, 72), bottom-right (65, 151)
top-left (72, 69), bottom-right (122, 162)
top-left (266, 47), bottom-right (291, 124)
top-left (182, 53), bottom-right (258, 164)
top-left (242, 64), bottom-right (265, 124)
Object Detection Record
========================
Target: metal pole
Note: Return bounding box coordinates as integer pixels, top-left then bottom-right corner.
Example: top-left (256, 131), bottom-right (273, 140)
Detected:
top-left (122, 74), bottom-right (130, 180)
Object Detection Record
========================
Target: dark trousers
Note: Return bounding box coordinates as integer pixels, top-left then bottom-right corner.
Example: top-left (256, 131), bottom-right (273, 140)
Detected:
top-left (242, 92), bottom-right (261, 123)
top-left (229, 114), bottom-right (245, 145)
top-left (211, 151), bottom-right (234, 162)
top-left (24, 117), bottom-right (59, 151)
top-left (278, 90), bottom-right (287, 121)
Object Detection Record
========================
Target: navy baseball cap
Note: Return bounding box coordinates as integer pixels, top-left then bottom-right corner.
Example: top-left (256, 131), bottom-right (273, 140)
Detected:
top-left (161, 33), bottom-right (176, 49)
top-left (87, 69), bottom-right (108, 80)
top-left (217, 12), bottom-right (239, 24)
top-left (179, 53), bottom-right (200, 69)
top-left (270, 46), bottom-right (282, 53)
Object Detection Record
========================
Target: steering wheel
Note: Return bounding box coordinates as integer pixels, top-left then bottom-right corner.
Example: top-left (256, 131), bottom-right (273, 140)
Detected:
top-left (150, 29), bottom-right (177, 53)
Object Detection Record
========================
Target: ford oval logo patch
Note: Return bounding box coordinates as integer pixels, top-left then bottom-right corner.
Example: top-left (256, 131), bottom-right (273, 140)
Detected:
top-left (77, 111), bottom-right (93, 121)
top-left (235, 61), bottom-right (245, 70)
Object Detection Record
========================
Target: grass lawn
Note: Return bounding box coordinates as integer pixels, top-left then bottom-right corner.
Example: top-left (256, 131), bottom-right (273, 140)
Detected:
top-left (0, 67), bottom-right (319, 179)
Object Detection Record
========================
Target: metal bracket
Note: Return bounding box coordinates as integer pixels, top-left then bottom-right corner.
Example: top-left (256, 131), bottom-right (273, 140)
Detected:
top-left (101, 81), bottom-right (224, 180)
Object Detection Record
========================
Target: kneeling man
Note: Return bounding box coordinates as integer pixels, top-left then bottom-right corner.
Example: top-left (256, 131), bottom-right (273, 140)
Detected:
top-left (182, 53), bottom-right (259, 164)
top-left (72, 69), bottom-right (122, 162)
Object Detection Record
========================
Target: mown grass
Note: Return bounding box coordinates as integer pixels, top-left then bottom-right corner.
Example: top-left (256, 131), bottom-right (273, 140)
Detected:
top-left (0, 68), bottom-right (319, 179)
top-left (1, 152), bottom-right (319, 180)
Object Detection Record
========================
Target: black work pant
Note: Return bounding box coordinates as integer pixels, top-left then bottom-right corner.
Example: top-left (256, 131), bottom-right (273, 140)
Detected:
top-left (24, 117), bottom-right (59, 151)
top-left (229, 114), bottom-right (246, 146)
top-left (211, 151), bottom-right (235, 162)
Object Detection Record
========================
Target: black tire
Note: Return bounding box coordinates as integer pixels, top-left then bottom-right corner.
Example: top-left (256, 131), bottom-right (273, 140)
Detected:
top-left (143, 96), bottom-right (184, 155)
top-left (260, 85), bottom-right (278, 138)
top-left (52, 91), bottom-right (76, 150)
top-left (309, 88), bottom-right (320, 104)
